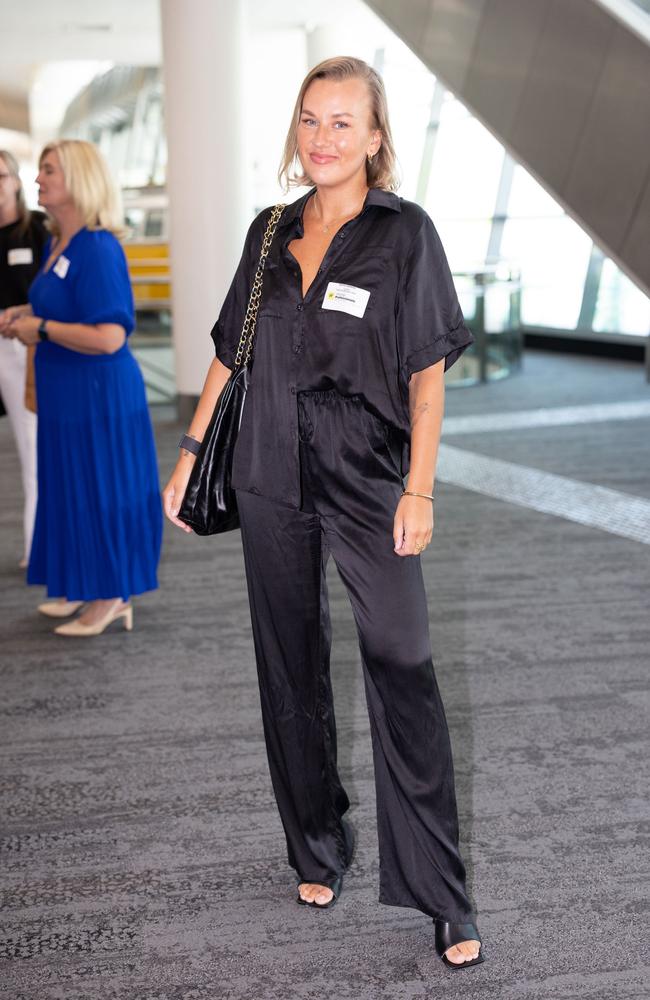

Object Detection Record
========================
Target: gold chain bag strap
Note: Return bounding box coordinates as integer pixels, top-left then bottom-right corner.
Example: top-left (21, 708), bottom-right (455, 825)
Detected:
top-left (235, 203), bottom-right (285, 368)
top-left (178, 204), bottom-right (285, 535)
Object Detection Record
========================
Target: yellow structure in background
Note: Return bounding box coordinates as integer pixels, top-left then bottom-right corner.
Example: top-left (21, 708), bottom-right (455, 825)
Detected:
top-left (123, 242), bottom-right (170, 310)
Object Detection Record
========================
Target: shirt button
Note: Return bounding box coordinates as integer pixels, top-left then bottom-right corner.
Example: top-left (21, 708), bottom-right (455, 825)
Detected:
top-left (296, 303), bottom-right (303, 311)
top-left (290, 386), bottom-right (296, 394)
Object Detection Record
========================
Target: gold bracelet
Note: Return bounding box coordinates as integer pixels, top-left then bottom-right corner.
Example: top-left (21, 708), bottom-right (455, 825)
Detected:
top-left (402, 490), bottom-right (435, 501)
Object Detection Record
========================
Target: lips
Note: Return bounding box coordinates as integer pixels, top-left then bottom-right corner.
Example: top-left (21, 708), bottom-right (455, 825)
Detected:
top-left (310, 154), bottom-right (337, 165)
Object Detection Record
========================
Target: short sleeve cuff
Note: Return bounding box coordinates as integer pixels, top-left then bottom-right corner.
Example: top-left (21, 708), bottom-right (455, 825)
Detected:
top-left (403, 321), bottom-right (474, 379)
top-left (210, 319), bottom-right (236, 370)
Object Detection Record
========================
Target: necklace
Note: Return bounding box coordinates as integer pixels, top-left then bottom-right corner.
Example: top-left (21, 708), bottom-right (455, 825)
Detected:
top-left (311, 192), bottom-right (367, 234)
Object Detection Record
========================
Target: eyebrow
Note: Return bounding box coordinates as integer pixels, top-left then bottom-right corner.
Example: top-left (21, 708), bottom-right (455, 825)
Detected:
top-left (301, 108), bottom-right (355, 118)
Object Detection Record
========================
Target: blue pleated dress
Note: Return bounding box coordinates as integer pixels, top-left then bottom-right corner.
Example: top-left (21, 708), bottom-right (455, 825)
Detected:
top-left (27, 228), bottom-right (162, 601)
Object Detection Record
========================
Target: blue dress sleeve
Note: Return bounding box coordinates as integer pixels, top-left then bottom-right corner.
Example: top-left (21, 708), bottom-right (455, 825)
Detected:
top-left (73, 231), bottom-right (135, 335)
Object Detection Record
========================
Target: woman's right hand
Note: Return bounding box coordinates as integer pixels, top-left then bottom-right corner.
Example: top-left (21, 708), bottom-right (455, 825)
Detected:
top-left (162, 358), bottom-right (231, 534)
top-left (0, 304), bottom-right (33, 335)
top-left (162, 457), bottom-right (195, 534)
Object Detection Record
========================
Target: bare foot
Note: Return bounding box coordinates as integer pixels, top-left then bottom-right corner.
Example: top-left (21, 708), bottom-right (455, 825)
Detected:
top-left (77, 598), bottom-right (125, 627)
top-left (298, 882), bottom-right (334, 906)
top-left (445, 939), bottom-right (481, 964)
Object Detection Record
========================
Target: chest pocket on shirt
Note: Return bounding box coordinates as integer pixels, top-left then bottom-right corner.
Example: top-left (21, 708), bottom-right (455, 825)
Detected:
top-left (259, 259), bottom-right (290, 317)
top-left (327, 245), bottom-right (393, 312)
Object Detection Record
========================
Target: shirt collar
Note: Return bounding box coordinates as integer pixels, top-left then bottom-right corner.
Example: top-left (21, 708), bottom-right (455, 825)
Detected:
top-left (277, 186), bottom-right (401, 229)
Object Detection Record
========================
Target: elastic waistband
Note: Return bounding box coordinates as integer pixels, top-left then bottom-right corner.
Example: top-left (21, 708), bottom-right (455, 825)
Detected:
top-left (37, 341), bottom-right (132, 366)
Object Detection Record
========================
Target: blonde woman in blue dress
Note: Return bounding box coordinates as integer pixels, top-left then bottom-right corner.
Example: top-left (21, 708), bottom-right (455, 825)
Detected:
top-left (0, 140), bottom-right (162, 635)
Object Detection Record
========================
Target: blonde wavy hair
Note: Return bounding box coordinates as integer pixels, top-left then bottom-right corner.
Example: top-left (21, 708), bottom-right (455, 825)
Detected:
top-left (278, 56), bottom-right (399, 193)
top-left (39, 139), bottom-right (126, 238)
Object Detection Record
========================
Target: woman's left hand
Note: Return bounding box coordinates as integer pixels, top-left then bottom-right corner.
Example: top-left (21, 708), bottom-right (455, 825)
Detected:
top-left (393, 493), bottom-right (434, 557)
top-left (8, 315), bottom-right (41, 345)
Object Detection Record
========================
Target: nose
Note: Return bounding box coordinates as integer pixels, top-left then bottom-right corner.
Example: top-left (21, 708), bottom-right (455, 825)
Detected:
top-left (312, 123), bottom-right (330, 148)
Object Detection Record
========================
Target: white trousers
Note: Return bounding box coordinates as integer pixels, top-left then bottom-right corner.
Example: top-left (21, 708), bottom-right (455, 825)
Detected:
top-left (0, 338), bottom-right (37, 562)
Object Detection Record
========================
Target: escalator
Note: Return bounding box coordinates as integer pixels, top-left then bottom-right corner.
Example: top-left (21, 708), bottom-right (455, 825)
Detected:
top-left (364, 0), bottom-right (650, 297)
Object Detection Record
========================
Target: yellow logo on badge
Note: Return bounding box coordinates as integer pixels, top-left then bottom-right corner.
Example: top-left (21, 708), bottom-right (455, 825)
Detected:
top-left (327, 291), bottom-right (335, 300)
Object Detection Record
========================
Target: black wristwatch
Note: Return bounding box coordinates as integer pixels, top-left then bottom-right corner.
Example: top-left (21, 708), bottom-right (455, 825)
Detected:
top-left (37, 319), bottom-right (49, 341)
top-left (178, 434), bottom-right (202, 456)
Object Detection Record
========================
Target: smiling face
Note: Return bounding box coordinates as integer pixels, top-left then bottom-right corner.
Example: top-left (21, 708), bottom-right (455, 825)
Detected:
top-left (297, 77), bottom-right (382, 191)
top-left (36, 149), bottom-right (73, 214)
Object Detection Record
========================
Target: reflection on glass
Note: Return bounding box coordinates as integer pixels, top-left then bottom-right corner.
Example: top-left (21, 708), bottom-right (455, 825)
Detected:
top-left (448, 267), bottom-right (523, 386)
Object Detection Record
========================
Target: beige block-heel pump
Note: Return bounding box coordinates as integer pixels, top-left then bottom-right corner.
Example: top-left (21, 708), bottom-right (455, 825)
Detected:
top-left (38, 599), bottom-right (84, 618)
top-left (54, 601), bottom-right (133, 637)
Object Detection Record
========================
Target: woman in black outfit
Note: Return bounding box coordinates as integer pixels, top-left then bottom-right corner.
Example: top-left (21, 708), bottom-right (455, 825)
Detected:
top-left (163, 58), bottom-right (484, 970)
top-left (0, 149), bottom-right (48, 567)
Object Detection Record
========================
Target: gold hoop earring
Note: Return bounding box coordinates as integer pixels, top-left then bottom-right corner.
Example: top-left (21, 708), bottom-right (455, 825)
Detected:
top-left (367, 152), bottom-right (374, 164)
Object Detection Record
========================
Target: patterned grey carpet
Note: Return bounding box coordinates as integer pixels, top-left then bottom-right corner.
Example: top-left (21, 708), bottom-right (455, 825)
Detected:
top-left (1, 349), bottom-right (648, 1000)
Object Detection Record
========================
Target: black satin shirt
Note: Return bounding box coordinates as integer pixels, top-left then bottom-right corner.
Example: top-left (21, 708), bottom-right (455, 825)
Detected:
top-left (211, 187), bottom-right (474, 509)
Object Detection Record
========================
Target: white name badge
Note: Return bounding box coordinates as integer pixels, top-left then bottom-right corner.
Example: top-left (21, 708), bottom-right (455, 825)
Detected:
top-left (8, 247), bottom-right (33, 266)
top-left (321, 282), bottom-right (370, 319)
top-left (53, 255), bottom-right (70, 279)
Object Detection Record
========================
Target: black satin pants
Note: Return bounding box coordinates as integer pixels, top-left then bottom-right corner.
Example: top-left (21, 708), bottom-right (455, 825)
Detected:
top-left (236, 389), bottom-right (474, 921)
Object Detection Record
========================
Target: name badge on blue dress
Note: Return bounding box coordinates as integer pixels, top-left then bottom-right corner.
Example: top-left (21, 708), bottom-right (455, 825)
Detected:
top-left (53, 255), bottom-right (70, 279)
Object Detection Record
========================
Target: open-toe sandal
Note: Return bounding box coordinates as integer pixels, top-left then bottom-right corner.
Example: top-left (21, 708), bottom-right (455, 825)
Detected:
top-left (296, 819), bottom-right (355, 910)
top-left (434, 920), bottom-right (485, 970)
top-left (296, 875), bottom-right (342, 909)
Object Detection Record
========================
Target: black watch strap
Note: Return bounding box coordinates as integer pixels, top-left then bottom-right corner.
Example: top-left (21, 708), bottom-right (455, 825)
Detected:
top-left (38, 319), bottom-right (49, 341)
top-left (178, 434), bottom-right (201, 456)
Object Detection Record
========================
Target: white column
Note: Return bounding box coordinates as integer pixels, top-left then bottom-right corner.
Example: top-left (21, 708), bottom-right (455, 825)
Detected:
top-left (306, 19), bottom-right (382, 74)
top-left (306, 25), bottom-right (349, 70)
top-left (160, 0), bottom-right (247, 417)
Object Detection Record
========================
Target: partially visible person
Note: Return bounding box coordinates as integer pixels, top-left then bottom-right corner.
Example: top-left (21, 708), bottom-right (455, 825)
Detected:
top-left (0, 149), bottom-right (48, 567)
top-left (0, 139), bottom-right (162, 636)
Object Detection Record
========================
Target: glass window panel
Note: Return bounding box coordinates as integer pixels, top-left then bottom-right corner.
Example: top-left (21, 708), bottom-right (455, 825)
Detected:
top-left (507, 164), bottom-right (564, 218)
top-left (454, 279), bottom-right (479, 326)
top-left (485, 283), bottom-right (515, 333)
top-left (500, 217), bottom-right (592, 327)
top-left (153, 135), bottom-right (167, 187)
top-left (594, 259), bottom-right (650, 336)
top-left (425, 96), bottom-right (504, 220)
top-left (382, 50), bottom-right (432, 198)
top-left (124, 207), bottom-right (145, 240)
top-left (628, 0), bottom-right (650, 19)
top-left (434, 219), bottom-right (492, 271)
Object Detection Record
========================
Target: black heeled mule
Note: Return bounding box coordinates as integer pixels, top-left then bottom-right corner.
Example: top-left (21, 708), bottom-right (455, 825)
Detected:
top-left (434, 920), bottom-right (485, 970)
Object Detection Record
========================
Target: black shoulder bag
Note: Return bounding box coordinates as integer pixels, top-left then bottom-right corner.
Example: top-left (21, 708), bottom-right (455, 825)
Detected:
top-left (178, 204), bottom-right (285, 535)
